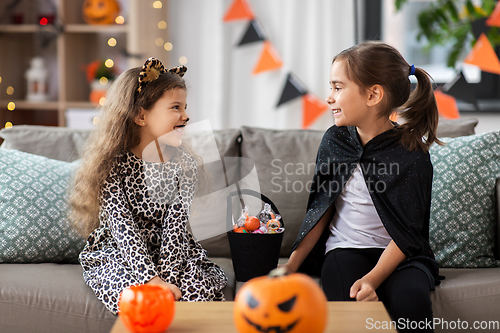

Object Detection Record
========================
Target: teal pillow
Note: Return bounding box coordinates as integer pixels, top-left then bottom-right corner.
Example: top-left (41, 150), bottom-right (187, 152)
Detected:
top-left (429, 130), bottom-right (500, 268)
top-left (0, 148), bottom-right (85, 263)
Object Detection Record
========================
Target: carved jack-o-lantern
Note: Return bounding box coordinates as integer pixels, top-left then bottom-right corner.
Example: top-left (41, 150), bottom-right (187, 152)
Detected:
top-left (233, 268), bottom-right (328, 333)
top-left (118, 284), bottom-right (175, 333)
top-left (82, 0), bottom-right (121, 25)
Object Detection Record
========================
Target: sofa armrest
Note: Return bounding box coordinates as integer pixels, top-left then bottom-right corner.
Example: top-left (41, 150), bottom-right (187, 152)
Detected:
top-left (496, 178), bottom-right (500, 260)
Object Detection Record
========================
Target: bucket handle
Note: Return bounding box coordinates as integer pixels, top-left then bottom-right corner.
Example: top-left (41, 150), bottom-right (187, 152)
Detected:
top-left (226, 189), bottom-right (284, 231)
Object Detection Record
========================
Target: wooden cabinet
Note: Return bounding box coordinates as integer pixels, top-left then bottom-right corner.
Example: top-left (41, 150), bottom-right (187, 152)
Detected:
top-left (0, 0), bottom-right (170, 127)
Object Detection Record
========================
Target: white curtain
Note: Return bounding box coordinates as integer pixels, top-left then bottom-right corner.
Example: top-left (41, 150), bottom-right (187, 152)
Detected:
top-left (167, 0), bottom-right (355, 130)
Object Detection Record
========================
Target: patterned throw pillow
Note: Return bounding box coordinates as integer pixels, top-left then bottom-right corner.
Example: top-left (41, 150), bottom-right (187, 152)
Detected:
top-left (0, 148), bottom-right (85, 263)
top-left (429, 130), bottom-right (500, 268)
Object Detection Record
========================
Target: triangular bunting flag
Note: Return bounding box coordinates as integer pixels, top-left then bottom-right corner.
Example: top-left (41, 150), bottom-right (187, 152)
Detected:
top-left (277, 73), bottom-right (308, 107)
top-left (252, 41), bottom-right (283, 75)
top-left (389, 111), bottom-right (399, 122)
top-left (238, 20), bottom-right (266, 46)
top-left (442, 71), bottom-right (477, 105)
top-left (463, 33), bottom-right (500, 75)
top-left (486, 1), bottom-right (500, 27)
top-left (223, 0), bottom-right (254, 22)
top-left (471, 18), bottom-right (489, 40)
top-left (302, 94), bottom-right (329, 128)
top-left (434, 90), bottom-right (460, 119)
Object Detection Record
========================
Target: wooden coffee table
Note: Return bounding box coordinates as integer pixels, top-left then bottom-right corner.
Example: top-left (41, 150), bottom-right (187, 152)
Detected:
top-left (110, 301), bottom-right (397, 332)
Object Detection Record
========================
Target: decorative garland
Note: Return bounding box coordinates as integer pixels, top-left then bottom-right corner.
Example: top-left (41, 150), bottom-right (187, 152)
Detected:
top-left (223, 0), bottom-right (329, 128)
top-left (427, 2), bottom-right (500, 119)
top-left (224, 0), bottom-right (500, 121)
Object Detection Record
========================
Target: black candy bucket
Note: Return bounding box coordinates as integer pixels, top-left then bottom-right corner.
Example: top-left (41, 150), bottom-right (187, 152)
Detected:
top-left (226, 189), bottom-right (284, 282)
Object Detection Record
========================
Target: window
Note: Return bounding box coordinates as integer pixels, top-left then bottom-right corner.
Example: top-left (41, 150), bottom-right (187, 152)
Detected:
top-left (359, 0), bottom-right (500, 111)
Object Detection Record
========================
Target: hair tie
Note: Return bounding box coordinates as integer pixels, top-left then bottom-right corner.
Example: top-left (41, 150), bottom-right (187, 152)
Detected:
top-left (137, 57), bottom-right (187, 93)
top-left (409, 64), bottom-right (416, 76)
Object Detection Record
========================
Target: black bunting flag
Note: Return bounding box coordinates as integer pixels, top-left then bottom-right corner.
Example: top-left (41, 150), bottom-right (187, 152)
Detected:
top-left (238, 20), bottom-right (266, 46)
top-left (277, 73), bottom-right (308, 107)
top-left (471, 18), bottom-right (490, 40)
top-left (442, 71), bottom-right (477, 106)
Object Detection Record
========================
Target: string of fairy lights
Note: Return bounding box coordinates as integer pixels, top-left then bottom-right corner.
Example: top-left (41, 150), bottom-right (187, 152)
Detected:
top-left (1, 0), bottom-right (185, 129)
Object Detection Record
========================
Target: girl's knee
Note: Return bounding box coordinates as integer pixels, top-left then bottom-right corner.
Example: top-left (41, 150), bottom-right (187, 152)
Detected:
top-left (380, 272), bottom-right (433, 321)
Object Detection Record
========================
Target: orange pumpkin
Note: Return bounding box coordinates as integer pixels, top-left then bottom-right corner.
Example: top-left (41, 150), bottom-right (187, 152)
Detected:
top-left (82, 0), bottom-right (120, 25)
top-left (118, 284), bottom-right (175, 333)
top-left (233, 268), bottom-right (328, 333)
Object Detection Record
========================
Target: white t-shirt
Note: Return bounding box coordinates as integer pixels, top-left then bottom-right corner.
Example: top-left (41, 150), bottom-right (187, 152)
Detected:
top-left (325, 164), bottom-right (391, 254)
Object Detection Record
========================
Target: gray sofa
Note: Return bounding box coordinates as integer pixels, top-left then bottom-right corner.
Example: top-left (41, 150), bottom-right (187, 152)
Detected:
top-left (0, 119), bottom-right (499, 333)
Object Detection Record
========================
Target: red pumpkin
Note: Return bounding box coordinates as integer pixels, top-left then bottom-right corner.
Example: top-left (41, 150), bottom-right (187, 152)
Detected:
top-left (118, 284), bottom-right (175, 333)
top-left (234, 268), bottom-right (328, 333)
top-left (82, 0), bottom-right (120, 25)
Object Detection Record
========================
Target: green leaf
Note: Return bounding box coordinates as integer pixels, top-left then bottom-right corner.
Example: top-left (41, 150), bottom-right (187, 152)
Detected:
top-left (466, 1), bottom-right (477, 19)
top-left (395, 0), bottom-right (409, 11)
top-left (483, 0), bottom-right (497, 14)
top-left (419, 12), bottom-right (434, 40)
top-left (446, 1), bottom-right (459, 22)
top-left (447, 25), bottom-right (470, 67)
top-left (436, 8), bottom-right (449, 25)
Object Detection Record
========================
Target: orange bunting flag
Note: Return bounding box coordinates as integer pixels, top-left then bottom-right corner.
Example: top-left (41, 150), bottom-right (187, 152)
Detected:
top-left (302, 93), bottom-right (329, 128)
top-left (463, 33), bottom-right (500, 75)
top-left (434, 90), bottom-right (460, 119)
top-left (486, 1), bottom-right (500, 27)
top-left (223, 0), bottom-right (254, 22)
top-left (252, 41), bottom-right (283, 75)
top-left (389, 111), bottom-right (399, 122)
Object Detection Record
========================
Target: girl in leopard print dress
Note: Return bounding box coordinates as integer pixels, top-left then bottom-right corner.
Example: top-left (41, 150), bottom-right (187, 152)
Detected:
top-left (70, 58), bottom-right (227, 314)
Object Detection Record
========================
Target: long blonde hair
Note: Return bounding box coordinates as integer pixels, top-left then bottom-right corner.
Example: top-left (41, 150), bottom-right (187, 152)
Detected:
top-left (70, 66), bottom-right (201, 237)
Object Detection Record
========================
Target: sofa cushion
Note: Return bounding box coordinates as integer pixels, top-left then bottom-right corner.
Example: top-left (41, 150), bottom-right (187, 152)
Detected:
top-left (0, 148), bottom-right (85, 263)
top-left (0, 261), bottom-right (236, 333)
top-left (0, 263), bottom-right (116, 333)
top-left (436, 117), bottom-right (478, 138)
top-left (429, 130), bottom-right (500, 268)
top-left (0, 125), bottom-right (91, 162)
top-left (188, 128), bottom-right (243, 257)
top-left (239, 126), bottom-right (324, 256)
top-left (431, 267), bottom-right (500, 328)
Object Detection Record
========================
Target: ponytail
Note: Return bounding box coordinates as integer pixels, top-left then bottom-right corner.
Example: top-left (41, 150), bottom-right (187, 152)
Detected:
top-left (398, 67), bottom-right (443, 151)
top-left (334, 41), bottom-right (443, 152)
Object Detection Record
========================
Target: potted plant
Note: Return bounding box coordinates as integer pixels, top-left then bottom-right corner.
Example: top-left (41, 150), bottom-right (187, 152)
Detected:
top-left (85, 59), bottom-right (117, 105)
top-left (396, 0), bottom-right (500, 68)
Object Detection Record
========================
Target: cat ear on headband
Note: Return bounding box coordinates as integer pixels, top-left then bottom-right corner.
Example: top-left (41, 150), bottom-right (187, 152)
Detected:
top-left (137, 57), bottom-right (187, 93)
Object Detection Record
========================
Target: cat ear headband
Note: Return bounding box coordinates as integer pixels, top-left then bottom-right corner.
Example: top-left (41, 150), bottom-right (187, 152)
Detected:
top-left (137, 57), bottom-right (187, 93)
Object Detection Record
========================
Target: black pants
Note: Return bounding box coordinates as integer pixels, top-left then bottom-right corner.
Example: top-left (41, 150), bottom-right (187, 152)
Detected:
top-left (321, 248), bottom-right (434, 333)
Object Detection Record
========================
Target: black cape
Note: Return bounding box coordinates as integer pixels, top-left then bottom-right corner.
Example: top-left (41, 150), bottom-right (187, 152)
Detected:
top-left (291, 125), bottom-right (439, 286)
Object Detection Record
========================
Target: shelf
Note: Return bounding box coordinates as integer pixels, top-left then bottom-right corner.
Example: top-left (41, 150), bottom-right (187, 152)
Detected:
top-left (0, 0), bottom-right (167, 127)
top-left (0, 24), bottom-right (127, 34)
top-left (65, 101), bottom-right (98, 109)
top-left (0, 24), bottom-right (60, 33)
top-left (64, 24), bottom-right (127, 33)
top-left (0, 100), bottom-right (100, 111)
top-left (0, 100), bottom-right (59, 110)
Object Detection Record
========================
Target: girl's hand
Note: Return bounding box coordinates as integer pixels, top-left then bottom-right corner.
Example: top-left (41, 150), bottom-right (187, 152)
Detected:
top-left (350, 277), bottom-right (378, 302)
top-left (277, 263), bottom-right (296, 275)
top-left (147, 276), bottom-right (182, 301)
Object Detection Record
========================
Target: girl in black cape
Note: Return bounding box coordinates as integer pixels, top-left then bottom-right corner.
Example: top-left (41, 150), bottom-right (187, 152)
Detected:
top-left (282, 41), bottom-right (443, 333)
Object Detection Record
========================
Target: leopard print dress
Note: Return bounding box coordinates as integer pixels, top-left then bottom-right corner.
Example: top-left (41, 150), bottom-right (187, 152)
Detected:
top-left (79, 149), bottom-right (227, 314)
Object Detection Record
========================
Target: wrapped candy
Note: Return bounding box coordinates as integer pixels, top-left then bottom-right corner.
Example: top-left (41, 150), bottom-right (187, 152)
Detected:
top-left (257, 203), bottom-right (275, 224)
top-left (237, 205), bottom-right (249, 228)
top-left (266, 214), bottom-right (281, 234)
top-left (233, 206), bottom-right (284, 234)
top-left (244, 216), bottom-right (260, 232)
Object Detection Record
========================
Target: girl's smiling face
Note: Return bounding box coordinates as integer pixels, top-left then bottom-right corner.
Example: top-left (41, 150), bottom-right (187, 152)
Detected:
top-left (140, 88), bottom-right (189, 148)
top-left (326, 59), bottom-right (371, 128)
